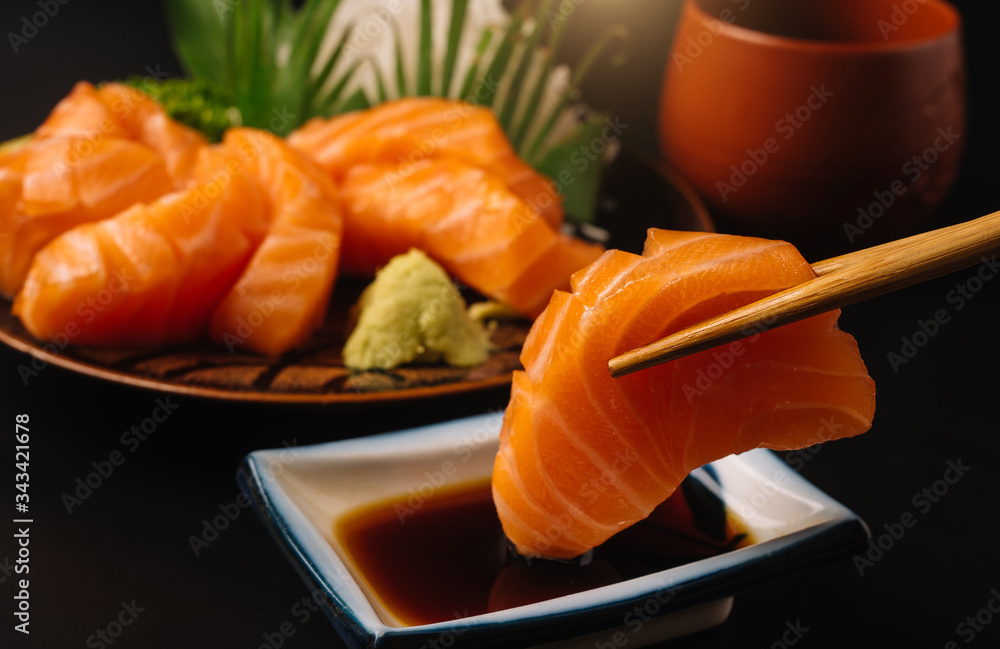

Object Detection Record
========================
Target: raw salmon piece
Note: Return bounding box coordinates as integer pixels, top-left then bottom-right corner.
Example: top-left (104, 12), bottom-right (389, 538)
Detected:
top-left (1, 137), bottom-right (174, 297)
top-left (13, 165), bottom-right (267, 347)
top-left (32, 82), bottom-right (206, 187)
top-left (34, 81), bottom-right (131, 141)
top-left (492, 230), bottom-right (876, 559)
top-left (96, 83), bottom-right (206, 186)
top-left (339, 159), bottom-right (603, 318)
top-left (288, 97), bottom-right (563, 228)
top-left (35, 81), bottom-right (206, 187)
top-left (207, 128), bottom-right (343, 357)
top-left (0, 146), bottom-right (28, 249)
top-left (0, 82), bottom-right (207, 297)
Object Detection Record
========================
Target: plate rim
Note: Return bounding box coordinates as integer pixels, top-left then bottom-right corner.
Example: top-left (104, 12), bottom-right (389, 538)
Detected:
top-left (0, 322), bottom-right (515, 405)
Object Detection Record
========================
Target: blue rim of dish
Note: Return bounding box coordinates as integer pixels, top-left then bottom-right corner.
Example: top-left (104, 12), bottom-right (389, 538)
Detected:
top-left (236, 414), bottom-right (870, 649)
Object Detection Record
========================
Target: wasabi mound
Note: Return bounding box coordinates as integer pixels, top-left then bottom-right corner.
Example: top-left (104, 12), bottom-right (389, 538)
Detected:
top-left (343, 249), bottom-right (490, 370)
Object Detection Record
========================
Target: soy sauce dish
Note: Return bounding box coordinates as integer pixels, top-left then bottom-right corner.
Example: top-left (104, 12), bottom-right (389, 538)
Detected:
top-left (237, 414), bottom-right (869, 649)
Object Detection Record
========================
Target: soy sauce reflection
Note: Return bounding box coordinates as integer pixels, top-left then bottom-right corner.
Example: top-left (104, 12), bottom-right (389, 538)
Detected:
top-left (335, 479), bottom-right (748, 627)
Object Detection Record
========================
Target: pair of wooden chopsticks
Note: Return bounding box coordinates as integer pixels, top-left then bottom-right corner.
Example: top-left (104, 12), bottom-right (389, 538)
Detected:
top-left (608, 209), bottom-right (1000, 378)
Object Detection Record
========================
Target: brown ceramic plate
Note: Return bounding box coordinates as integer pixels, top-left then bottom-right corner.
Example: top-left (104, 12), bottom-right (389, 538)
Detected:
top-left (0, 148), bottom-right (711, 405)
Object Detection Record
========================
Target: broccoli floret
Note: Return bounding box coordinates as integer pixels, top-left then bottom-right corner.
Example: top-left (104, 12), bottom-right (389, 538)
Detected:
top-left (122, 76), bottom-right (240, 142)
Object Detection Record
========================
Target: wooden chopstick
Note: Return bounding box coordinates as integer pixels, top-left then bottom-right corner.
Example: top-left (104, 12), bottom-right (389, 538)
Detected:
top-left (608, 209), bottom-right (1000, 378)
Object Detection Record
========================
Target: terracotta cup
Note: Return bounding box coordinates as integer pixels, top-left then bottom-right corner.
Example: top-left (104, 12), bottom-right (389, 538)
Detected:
top-left (659, 0), bottom-right (964, 255)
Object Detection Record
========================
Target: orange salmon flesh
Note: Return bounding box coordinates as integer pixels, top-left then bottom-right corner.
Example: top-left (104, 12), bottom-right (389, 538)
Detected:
top-left (492, 229), bottom-right (876, 559)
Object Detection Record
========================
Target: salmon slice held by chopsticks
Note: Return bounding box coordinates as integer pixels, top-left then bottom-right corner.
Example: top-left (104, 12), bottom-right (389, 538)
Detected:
top-left (492, 230), bottom-right (876, 559)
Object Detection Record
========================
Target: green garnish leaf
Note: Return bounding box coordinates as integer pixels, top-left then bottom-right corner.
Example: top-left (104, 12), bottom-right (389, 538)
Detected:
top-left (163, 0), bottom-right (229, 88)
top-left (370, 59), bottom-right (391, 105)
top-left (417, 0), bottom-right (434, 96)
top-left (525, 23), bottom-right (628, 162)
top-left (392, 21), bottom-right (409, 97)
top-left (498, 0), bottom-right (556, 132)
top-left (533, 112), bottom-right (607, 223)
top-left (301, 19), bottom-right (354, 117)
top-left (470, 12), bottom-right (523, 108)
top-left (314, 59), bottom-right (368, 115)
top-left (457, 28), bottom-right (495, 101)
top-left (336, 87), bottom-right (372, 114)
top-left (440, 0), bottom-right (470, 96)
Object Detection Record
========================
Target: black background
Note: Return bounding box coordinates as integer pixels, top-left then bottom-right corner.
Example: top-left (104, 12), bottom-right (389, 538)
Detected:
top-left (1, 1), bottom-right (999, 647)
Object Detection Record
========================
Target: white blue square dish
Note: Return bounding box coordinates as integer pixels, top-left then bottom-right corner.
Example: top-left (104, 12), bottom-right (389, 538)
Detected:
top-left (237, 412), bottom-right (869, 649)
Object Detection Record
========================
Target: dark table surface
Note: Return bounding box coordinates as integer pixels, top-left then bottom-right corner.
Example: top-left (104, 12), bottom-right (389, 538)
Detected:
top-left (2, 1), bottom-right (999, 647)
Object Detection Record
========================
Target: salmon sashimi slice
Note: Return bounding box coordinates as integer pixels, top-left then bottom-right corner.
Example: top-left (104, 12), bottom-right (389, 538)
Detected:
top-left (34, 81), bottom-right (206, 187)
top-left (287, 97), bottom-right (563, 228)
top-left (206, 128), bottom-right (343, 357)
top-left (95, 83), bottom-right (207, 186)
top-left (492, 230), bottom-right (876, 559)
top-left (12, 126), bottom-right (342, 356)
top-left (33, 81), bottom-right (131, 141)
top-left (0, 82), bottom-right (207, 297)
top-left (13, 168), bottom-right (267, 347)
top-left (1, 137), bottom-right (175, 298)
top-left (339, 158), bottom-right (603, 318)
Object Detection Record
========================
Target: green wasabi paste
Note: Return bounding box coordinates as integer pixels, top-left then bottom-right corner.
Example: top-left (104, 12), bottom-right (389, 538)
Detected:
top-left (343, 249), bottom-right (490, 370)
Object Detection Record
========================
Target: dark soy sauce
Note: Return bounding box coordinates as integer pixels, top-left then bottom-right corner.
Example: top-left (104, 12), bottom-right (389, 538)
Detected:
top-left (335, 480), bottom-right (749, 627)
